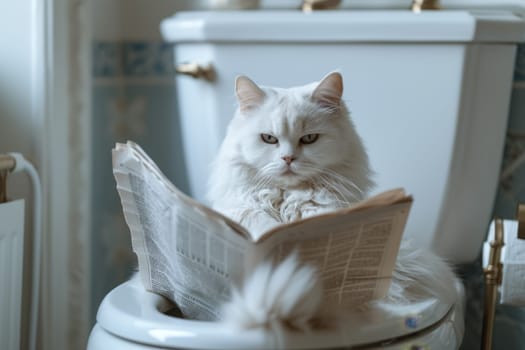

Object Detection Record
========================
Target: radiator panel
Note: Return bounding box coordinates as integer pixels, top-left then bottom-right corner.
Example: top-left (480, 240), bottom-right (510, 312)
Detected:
top-left (0, 199), bottom-right (25, 350)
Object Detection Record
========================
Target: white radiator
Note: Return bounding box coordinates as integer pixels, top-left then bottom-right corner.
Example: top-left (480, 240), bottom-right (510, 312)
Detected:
top-left (0, 199), bottom-right (25, 350)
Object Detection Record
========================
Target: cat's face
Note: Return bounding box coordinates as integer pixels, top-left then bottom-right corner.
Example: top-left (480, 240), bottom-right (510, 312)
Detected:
top-left (226, 72), bottom-right (369, 191)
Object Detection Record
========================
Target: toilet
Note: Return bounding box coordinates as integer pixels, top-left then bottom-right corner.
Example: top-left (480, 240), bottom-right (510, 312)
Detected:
top-left (88, 9), bottom-right (525, 350)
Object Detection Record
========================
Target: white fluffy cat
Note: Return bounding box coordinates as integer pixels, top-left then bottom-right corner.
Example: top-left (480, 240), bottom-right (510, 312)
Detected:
top-left (208, 72), bottom-right (461, 332)
top-left (208, 72), bottom-right (373, 238)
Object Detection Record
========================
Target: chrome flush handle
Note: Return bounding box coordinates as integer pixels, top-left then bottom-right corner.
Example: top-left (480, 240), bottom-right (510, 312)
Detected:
top-left (175, 63), bottom-right (216, 82)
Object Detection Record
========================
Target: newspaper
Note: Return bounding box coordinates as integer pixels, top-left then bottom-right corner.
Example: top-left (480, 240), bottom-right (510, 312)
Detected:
top-left (113, 141), bottom-right (412, 321)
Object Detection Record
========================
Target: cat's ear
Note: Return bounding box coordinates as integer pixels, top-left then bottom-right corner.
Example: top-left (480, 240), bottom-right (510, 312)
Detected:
top-left (235, 76), bottom-right (266, 112)
top-left (311, 72), bottom-right (343, 110)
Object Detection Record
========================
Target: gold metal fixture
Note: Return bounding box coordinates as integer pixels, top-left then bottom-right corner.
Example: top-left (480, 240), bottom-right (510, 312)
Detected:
top-left (411, 0), bottom-right (440, 12)
top-left (302, 0), bottom-right (341, 12)
top-left (517, 203), bottom-right (525, 240)
top-left (0, 154), bottom-right (15, 172)
top-left (0, 154), bottom-right (16, 203)
top-left (0, 170), bottom-right (7, 203)
top-left (481, 218), bottom-right (505, 350)
top-left (175, 63), bottom-right (216, 82)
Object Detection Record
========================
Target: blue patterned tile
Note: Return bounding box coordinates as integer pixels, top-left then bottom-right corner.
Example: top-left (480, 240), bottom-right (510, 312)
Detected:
top-left (494, 134), bottom-right (525, 219)
top-left (507, 88), bottom-right (525, 132)
top-left (123, 42), bottom-right (150, 76)
top-left (93, 41), bottom-right (174, 78)
top-left (514, 43), bottom-right (525, 81)
top-left (93, 42), bottom-right (123, 77)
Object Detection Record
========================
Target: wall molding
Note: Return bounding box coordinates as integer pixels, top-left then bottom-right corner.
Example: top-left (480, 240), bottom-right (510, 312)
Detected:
top-left (39, 0), bottom-right (92, 349)
top-left (68, 0), bottom-right (92, 348)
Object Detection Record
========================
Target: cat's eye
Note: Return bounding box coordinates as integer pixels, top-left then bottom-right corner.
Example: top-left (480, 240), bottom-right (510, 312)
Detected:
top-left (300, 133), bottom-right (319, 145)
top-left (261, 133), bottom-right (278, 144)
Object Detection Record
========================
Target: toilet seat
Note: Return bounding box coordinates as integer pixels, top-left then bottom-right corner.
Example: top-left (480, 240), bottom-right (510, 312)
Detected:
top-left (88, 280), bottom-right (464, 349)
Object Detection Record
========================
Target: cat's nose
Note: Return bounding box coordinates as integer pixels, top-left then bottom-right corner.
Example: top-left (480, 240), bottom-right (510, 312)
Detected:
top-left (281, 156), bottom-right (295, 165)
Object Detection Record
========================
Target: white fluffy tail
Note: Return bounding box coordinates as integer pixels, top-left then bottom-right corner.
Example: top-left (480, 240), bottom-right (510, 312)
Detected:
top-left (384, 240), bottom-right (461, 306)
top-left (221, 253), bottom-right (324, 332)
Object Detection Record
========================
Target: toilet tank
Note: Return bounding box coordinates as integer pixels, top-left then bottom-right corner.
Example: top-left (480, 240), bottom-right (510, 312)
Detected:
top-left (161, 10), bottom-right (525, 263)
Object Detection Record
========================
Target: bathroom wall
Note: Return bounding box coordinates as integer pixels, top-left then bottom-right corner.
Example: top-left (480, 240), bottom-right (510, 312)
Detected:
top-left (90, 0), bottom-right (203, 324)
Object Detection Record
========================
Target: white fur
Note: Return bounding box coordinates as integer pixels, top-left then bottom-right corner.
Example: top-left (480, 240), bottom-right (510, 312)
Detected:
top-left (208, 73), bottom-right (462, 331)
top-left (208, 73), bottom-right (374, 238)
top-left (387, 240), bottom-right (459, 306)
top-left (221, 253), bottom-right (323, 332)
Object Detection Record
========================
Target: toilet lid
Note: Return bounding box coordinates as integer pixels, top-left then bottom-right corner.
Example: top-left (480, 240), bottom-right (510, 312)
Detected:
top-left (162, 11), bottom-right (525, 44)
top-left (96, 281), bottom-right (460, 349)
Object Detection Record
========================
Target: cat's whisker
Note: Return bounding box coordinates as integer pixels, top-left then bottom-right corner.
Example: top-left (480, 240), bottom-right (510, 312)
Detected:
top-left (253, 175), bottom-right (273, 192)
top-left (331, 181), bottom-right (361, 203)
top-left (299, 163), bottom-right (362, 204)
top-left (317, 167), bottom-right (365, 196)
top-left (303, 169), bottom-right (346, 204)
top-left (253, 163), bottom-right (281, 188)
top-left (317, 175), bottom-right (353, 205)
top-left (316, 169), bottom-right (364, 200)
top-left (257, 163), bottom-right (281, 178)
top-left (254, 172), bottom-right (269, 189)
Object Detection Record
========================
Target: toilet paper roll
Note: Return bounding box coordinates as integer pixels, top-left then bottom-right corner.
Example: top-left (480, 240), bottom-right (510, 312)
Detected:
top-left (483, 219), bottom-right (525, 306)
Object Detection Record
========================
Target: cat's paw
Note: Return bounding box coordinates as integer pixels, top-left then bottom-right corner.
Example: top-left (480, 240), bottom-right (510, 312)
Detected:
top-left (243, 212), bottom-right (280, 239)
top-left (301, 205), bottom-right (335, 219)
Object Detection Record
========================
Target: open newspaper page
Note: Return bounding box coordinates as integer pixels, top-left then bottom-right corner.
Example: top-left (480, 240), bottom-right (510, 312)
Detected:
top-left (254, 191), bottom-right (411, 309)
top-left (113, 141), bottom-right (412, 321)
top-left (113, 142), bottom-right (254, 320)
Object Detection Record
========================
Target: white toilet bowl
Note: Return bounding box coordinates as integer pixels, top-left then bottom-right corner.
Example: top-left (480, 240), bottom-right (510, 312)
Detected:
top-left (88, 279), bottom-right (464, 350)
top-left (88, 9), bottom-right (525, 350)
